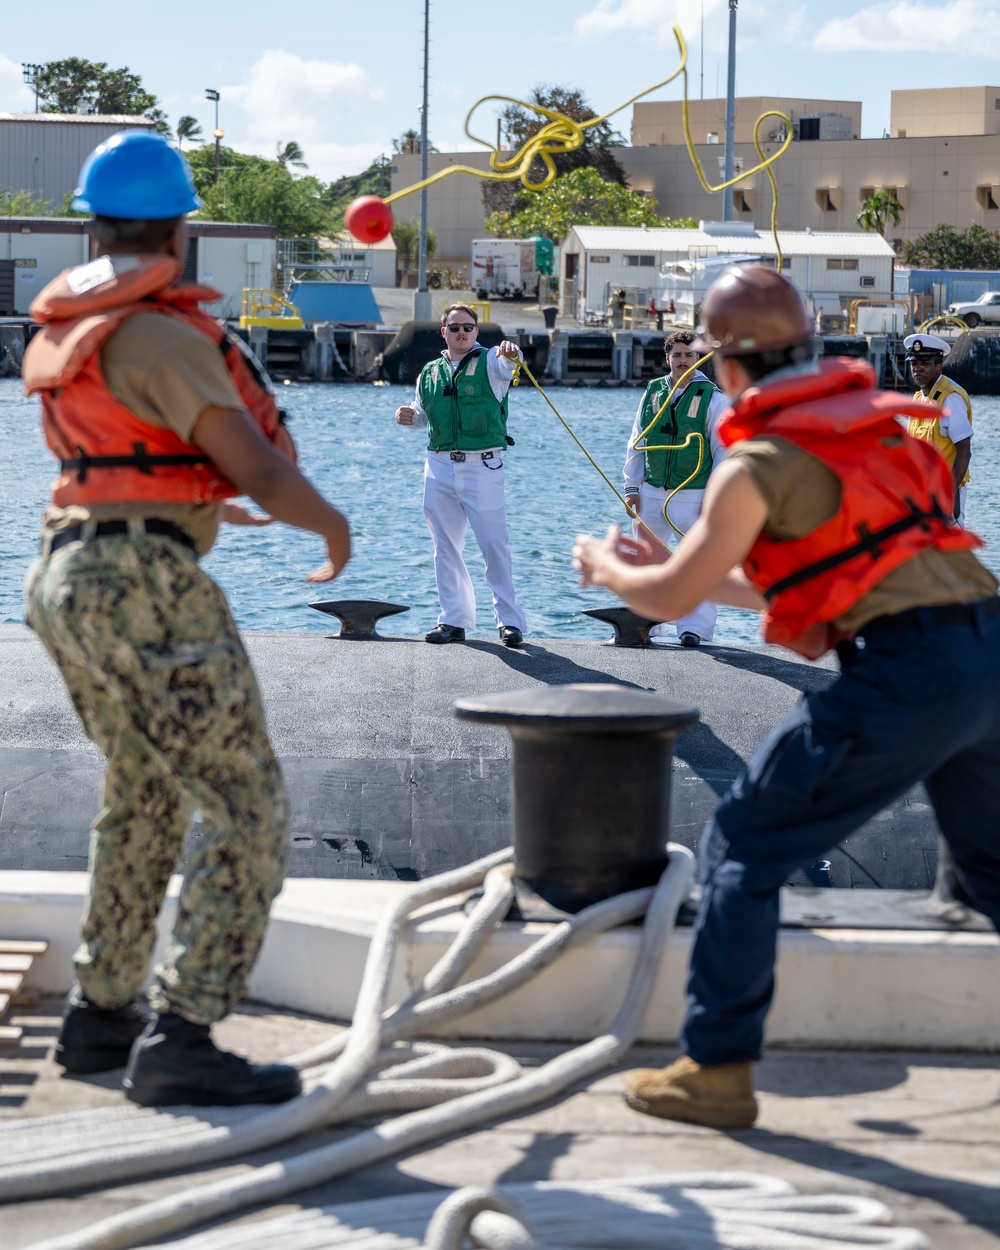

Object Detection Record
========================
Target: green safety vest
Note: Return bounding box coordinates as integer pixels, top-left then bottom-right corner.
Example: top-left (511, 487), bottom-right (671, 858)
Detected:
top-left (418, 348), bottom-right (509, 452)
top-left (639, 375), bottom-right (717, 491)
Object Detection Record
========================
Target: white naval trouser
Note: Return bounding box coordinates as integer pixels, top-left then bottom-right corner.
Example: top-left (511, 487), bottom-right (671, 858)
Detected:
top-left (423, 450), bottom-right (527, 633)
top-left (635, 482), bottom-right (717, 642)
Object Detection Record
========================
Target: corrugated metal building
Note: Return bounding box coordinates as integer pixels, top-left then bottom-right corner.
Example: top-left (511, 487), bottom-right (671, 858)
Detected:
top-left (560, 224), bottom-right (896, 320)
top-left (0, 218), bottom-right (276, 318)
top-left (895, 267), bottom-right (1000, 309)
top-left (0, 113), bottom-right (157, 209)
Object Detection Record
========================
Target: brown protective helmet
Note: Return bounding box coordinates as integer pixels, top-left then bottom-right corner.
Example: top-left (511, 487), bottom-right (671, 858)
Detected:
top-left (693, 264), bottom-right (813, 357)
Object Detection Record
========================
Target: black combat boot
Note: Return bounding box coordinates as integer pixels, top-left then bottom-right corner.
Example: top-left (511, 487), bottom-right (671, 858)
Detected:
top-left (55, 984), bottom-right (152, 1075)
top-left (123, 1012), bottom-right (302, 1107)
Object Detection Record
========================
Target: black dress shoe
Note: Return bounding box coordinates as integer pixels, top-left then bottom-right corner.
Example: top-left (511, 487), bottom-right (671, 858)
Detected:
top-left (499, 626), bottom-right (523, 648)
top-left (55, 984), bottom-right (152, 1074)
top-left (679, 632), bottom-right (702, 647)
top-left (425, 624), bottom-right (466, 644)
top-left (123, 1012), bottom-right (302, 1107)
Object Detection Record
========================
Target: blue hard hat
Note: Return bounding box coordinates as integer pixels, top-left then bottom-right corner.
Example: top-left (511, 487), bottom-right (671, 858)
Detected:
top-left (73, 130), bottom-right (202, 219)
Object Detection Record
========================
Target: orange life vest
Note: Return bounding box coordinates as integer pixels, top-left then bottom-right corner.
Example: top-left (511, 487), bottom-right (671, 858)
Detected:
top-left (23, 254), bottom-right (296, 507)
top-left (719, 358), bottom-right (983, 660)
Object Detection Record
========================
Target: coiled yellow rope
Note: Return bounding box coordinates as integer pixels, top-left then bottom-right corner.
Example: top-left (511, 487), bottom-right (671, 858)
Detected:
top-left (384, 25), bottom-right (792, 275)
top-left (391, 23), bottom-right (794, 544)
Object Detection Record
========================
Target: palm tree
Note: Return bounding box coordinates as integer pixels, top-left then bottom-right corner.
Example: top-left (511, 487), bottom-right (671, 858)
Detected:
top-left (391, 220), bottom-right (437, 279)
top-left (393, 129), bottom-right (422, 155)
top-left (856, 189), bottom-right (902, 238)
top-left (176, 115), bottom-right (203, 149)
top-left (276, 141), bottom-right (307, 170)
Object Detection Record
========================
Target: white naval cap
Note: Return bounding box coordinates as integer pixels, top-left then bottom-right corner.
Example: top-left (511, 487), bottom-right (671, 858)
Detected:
top-left (903, 333), bottom-right (950, 359)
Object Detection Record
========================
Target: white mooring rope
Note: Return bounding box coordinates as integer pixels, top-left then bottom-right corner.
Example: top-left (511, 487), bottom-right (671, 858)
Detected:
top-left (141, 1177), bottom-right (929, 1250)
top-left (1, 847), bottom-right (927, 1250)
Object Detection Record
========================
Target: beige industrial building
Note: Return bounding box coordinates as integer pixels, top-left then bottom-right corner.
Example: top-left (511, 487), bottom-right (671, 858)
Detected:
top-left (390, 86), bottom-right (1000, 271)
top-left (630, 96), bottom-right (862, 146)
top-left (890, 86), bottom-right (1000, 139)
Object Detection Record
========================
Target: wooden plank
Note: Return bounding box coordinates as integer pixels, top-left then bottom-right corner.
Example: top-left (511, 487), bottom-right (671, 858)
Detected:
top-left (0, 973), bottom-right (25, 994)
top-left (0, 1025), bottom-right (23, 1047)
top-left (0, 940), bottom-right (48, 956)
top-left (0, 993), bottom-right (10, 1017)
top-left (0, 955), bottom-right (33, 973)
top-left (12, 990), bottom-right (38, 1008)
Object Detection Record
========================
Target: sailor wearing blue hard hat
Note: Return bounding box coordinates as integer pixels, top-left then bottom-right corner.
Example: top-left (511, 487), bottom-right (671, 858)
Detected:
top-left (903, 332), bottom-right (973, 525)
top-left (72, 129), bottom-right (202, 218)
top-left (23, 129), bottom-right (351, 1108)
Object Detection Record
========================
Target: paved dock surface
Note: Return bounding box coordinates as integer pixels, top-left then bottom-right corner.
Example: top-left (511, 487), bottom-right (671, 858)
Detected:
top-left (2, 998), bottom-right (998, 1248)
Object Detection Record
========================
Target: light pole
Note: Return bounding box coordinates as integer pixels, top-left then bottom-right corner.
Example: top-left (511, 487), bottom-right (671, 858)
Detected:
top-left (722, 0), bottom-right (737, 222)
top-left (414, 0), bottom-right (432, 322)
top-left (205, 89), bottom-right (221, 184)
top-left (22, 64), bottom-right (43, 113)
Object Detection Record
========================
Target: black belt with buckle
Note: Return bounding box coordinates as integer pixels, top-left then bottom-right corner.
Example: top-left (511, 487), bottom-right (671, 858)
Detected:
top-left (48, 518), bottom-right (197, 555)
top-left (859, 596), bottom-right (1000, 640)
top-left (448, 450), bottom-right (495, 463)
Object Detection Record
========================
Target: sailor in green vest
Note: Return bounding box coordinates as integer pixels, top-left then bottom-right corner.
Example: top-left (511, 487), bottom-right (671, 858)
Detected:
top-left (623, 330), bottom-right (729, 645)
top-left (395, 303), bottom-right (528, 647)
top-left (904, 333), bottom-right (973, 526)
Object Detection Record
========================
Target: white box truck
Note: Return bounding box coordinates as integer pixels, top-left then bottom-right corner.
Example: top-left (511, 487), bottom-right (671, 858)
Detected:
top-left (472, 239), bottom-right (539, 300)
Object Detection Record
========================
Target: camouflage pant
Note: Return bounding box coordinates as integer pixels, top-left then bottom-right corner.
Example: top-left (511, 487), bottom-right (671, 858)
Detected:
top-left (25, 527), bottom-right (288, 1024)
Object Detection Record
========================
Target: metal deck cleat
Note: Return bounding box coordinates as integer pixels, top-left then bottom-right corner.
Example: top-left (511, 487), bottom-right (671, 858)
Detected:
top-left (582, 606), bottom-right (664, 647)
top-left (309, 599), bottom-right (410, 639)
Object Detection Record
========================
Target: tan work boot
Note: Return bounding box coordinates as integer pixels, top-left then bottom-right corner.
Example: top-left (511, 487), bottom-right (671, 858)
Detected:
top-left (623, 1054), bottom-right (758, 1128)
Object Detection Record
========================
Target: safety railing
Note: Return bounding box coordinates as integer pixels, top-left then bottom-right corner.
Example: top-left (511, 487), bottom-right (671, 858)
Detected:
top-left (848, 299), bottom-right (910, 336)
top-left (239, 289), bottom-right (304, 330)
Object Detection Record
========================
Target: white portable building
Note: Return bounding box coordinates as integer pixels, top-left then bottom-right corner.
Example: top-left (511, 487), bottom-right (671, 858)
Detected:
top-left (0, 218), bottom-right (276, 319)
top-left (560, 223), bottom-right (896, 322)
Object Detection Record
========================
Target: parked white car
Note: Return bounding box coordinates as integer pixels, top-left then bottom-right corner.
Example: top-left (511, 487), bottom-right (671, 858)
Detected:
top-left (946, 291), bottom-right (1000, 327)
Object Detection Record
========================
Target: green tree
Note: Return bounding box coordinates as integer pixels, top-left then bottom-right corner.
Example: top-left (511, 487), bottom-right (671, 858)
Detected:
top-left (484, 167), bottom-right (683, 241)
top-left (187, 146), bottom-right (333, 237)
top-left (33, 58), bottom-right (169, 132)
top-left (393, 129), bottom-right (436, 155)
top-left (498, 85), bottom-right (628, 187)
top-left (391, 219), bottom-right (437, 273)
top-left (0, 188), bottom-right (53, 214)
top-left (856, 189), bottom-right (902, 237)
top-left (899, 223), bottom-right (1000, 269)
top-left (276, 141), bottom-right (307, 170)
top-left (0, 188), bottom-right (85, 217)
top-left (176, 116), bottom-right (203, 148)
top-left (324, 156), bottom-right (391, 228)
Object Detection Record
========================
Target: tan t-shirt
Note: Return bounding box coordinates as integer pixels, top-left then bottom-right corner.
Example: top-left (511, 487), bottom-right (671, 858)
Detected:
top-left (42, 312), bottom-right (244, 555)
top-left (729, 435), bottom-right (998, 632)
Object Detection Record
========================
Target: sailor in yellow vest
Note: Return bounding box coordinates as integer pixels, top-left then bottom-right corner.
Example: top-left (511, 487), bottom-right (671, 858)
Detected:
top-left (904, 333), bottom-right (973, 527)
top-left (623, 331), bottom-right (729, 645)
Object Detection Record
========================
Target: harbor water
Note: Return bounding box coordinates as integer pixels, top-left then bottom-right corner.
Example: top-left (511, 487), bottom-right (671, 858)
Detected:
top-left (3, 378), bottom-right (999, 642)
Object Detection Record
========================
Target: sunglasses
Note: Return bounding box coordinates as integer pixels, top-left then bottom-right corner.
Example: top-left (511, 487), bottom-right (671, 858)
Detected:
top-left (445, 322), bottom-right (477, 333)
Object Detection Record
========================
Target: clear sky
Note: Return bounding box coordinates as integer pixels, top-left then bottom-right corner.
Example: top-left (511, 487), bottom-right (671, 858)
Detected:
top-left (2, 1), bottom-right (998, 185)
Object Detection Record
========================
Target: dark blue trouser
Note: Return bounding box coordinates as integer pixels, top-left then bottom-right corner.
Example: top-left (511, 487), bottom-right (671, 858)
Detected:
top-left (681, 602), bottom-right (1000, 1066)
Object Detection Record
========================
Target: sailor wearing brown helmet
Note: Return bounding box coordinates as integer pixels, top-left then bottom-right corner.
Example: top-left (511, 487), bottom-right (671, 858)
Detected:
top-left (574, 265), bottom-right (1000, 1131)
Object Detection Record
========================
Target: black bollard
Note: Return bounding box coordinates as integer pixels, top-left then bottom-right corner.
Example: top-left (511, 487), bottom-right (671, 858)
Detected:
top-left (309, 599), bottom-right (409, 639)
top-left (455, 683), bottom-right (699, 918)
top-left (582, 606), bottom-right (664, 647)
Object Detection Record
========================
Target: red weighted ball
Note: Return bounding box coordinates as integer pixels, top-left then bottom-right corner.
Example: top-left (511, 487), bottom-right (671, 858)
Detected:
top-left (345, 195), bottom-right (394, 244)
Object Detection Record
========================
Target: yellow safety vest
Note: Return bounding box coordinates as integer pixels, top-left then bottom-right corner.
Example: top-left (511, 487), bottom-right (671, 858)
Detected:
top-left (908, 375), bottom-right (972, 487)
